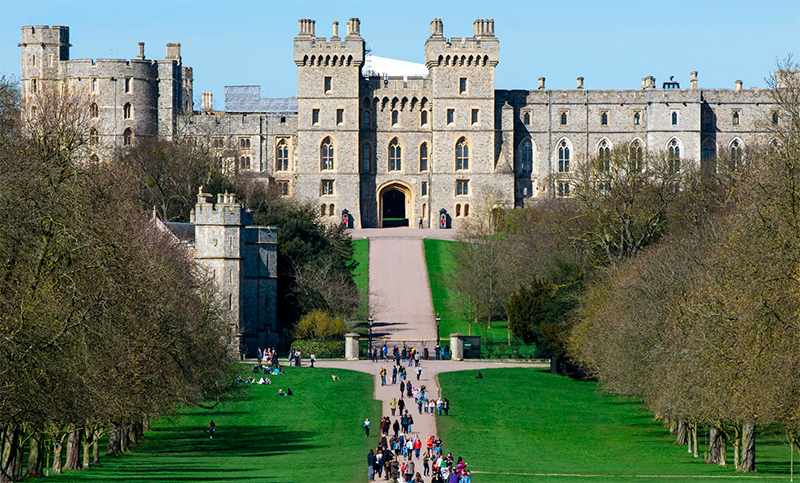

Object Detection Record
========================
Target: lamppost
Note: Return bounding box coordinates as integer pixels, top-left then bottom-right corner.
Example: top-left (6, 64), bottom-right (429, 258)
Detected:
top-left (435, 313), bottom-right (441, 360)
top-left (368, 313), bottom-right (374, 360)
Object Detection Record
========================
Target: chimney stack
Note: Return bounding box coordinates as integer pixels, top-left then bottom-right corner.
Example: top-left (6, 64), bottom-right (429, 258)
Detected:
top-left (576, 77), bottom-right (584, 90)
top-left (735, 80), bottom-right (743, 92)
top-left (346, 18), bottom-right (360, 37)
top-left (166, 42), bottom-right (181, 61)
top-left (332, 21), bottom-right (339, 38)
top-left (538, 77), bottom-right (545, 90)
top-left (137, 42), bottom-right (145, 60)
top-left (298, 19), bottom-right (316, 37)
top-left (690, 71), bottom-right (698, 89)
top-left (202, 91), bottom-right (213, 111)
top-left (430, 18), bottom-right (444, 38)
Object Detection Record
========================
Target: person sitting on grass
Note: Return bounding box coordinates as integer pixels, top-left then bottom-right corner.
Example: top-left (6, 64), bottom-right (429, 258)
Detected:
top-left (246, 376), bottom-right (255, 384)
top-left (236, 375), bottom-right (244, 383)
top-left (279, 389), bottom-right (286, 396)
top-left (286, 387), bottom-right (293, 396)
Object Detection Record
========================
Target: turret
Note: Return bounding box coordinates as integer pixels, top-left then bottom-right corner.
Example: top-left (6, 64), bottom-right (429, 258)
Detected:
top-left (19, 25), bottom-right (71, 96)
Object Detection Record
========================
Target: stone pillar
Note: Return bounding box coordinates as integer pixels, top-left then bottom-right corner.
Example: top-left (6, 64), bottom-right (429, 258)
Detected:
top-left (450, 333), bottom-right (464, 361)
top-left (345, 333), bottom-right (360, 360)
top-left (735, 80), bottom-right (743, 92)
top-left (576, 77), bottom-right (584, 90)
top-left (690, 71), bottom-right (698, 89)
top-left (538, 77), bottom-right (545, 90)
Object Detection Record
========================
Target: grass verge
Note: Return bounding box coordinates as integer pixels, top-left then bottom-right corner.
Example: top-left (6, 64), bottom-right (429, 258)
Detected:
top-left (438, 368), bottom-right (791, 483)
top-left (351, 238), bottom-right (369, 321)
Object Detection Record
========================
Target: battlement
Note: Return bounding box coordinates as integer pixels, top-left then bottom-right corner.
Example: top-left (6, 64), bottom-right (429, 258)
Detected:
top-left (294, 18), bottom-right (364, 66)
top-left (367, 75), bottom-right (430, 92)
top-left (20, 25), bottom-right (70, 46)
top-left (192, 190), bottom-right (253, 226)
top-left (425, 18), bottom-right (499, 68)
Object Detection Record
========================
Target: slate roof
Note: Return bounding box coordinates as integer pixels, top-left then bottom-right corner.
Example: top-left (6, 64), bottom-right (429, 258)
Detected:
top-left (225, 86), bottom-right (298, 114)
top-left (163, 222), bottom-right (196, 244)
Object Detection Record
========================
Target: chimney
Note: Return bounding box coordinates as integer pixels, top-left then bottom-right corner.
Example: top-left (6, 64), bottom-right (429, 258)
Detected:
top-left (642, 76), bottom-right (656, 90)
top-left (166, 42), bottom-right (181, 61)
top-left (690, 71), bottom-right (698, 89)
top-left (202, 91), bottom-right (213, 111)
top-left (346, 18), bottom-right (360, 37)
top-left (430, 18), bottom-right (444, 38)
top-left (735, 80), bottom-right (743, 92)
top-left (576, 77), bottom-right (584, 90)
top-left (298, 19), bottom-right (316, 37)
top-left (538, 77), bottom-right (545, 90)
top-left (137, 42), bottom-right (145, 60)
top-left (332, 21), bottom-right (339, 38)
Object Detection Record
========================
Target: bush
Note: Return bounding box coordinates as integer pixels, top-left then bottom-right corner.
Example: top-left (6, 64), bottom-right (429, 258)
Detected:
top-left (290, 340), bottom-right (345, 359)
top-left (293, 309), bottom-right (347, 340)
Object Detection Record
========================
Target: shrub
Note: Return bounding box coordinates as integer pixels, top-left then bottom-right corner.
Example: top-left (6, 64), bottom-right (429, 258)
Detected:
top-left (293, 309), bottom-right (347, 340)
top-left (290, 340), bottom-right (345, 359)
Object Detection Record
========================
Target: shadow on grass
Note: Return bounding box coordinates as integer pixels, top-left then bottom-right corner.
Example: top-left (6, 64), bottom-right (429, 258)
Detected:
top-left (140, 425), bottom-right (315, 458)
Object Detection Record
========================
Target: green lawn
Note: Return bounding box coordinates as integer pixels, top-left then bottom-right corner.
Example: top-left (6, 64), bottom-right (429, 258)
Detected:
top-left (351, 238), bottom-right (369, 321)
top-left (438, 368), bottom-right (792, 483)
top-left (424, 239), bottom-right (521, 348)
top-left (37, 367), bottom-right (380, 483)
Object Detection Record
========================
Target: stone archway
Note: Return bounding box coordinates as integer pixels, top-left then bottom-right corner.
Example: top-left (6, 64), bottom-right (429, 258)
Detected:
top-left (378, 181), bottom-right (414, 228)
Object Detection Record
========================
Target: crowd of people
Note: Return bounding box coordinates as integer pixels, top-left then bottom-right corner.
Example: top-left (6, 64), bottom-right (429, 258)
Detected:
top-left (373, 343), bottom-right (452, 363)
top-left (367, 437), bottom-right (470, 483)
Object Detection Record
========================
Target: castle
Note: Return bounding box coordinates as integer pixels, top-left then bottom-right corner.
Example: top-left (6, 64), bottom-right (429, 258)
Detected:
top-left (20, 19), bottom-right (783, 231)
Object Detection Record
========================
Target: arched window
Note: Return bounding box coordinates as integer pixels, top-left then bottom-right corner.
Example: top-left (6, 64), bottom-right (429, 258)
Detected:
top-left (629, 140), bottom-right (644, 172)
top-left (560, 112), bottom-right (568, 125)
top-left (123, 128), bottom-right (133, 146)
top-left (329, 204), bottom-right (335, 216)
top-left (558, 139), bottom-right (570, 173)
top-left (668, 139), bottom-right (681, 173)
top-left (389, 139), bottom-right (402, 171)
top-left (362, 143), bottom-right (371, 172)
top-left (523, 112), bottom-right (530, 125)
top-left (519, 139), bottom-right (533, 173)
top-left (464, 204), bottom-right (470, 217)
top-left (320, 138), bottom-right (334, 171)
top-left (320, 204), bottom-right (327, 216)
top-left (772, 111), bottom-right (779, 125)
top-left (276, 139), bottom-right (289, 171)
top-left (123, 103), bottom-right (132, 120)
top-left (392, 111), bottom-right (399, 126)
top-left (601, 112), bottom-right (608, 125)
top-left (363, 111), bottom-right (370, 126)
top-left (597, 139), bottom-right (610, 171)
top-left (90, 128), bottom-right (99, 145)
top-left (455, 204), bottom-right (461, 217)
top-left (558, 182), bottom-right (570, 197)
top-left (701, 139), bottom-right (716, 160)
top-left (730, 139), bottom-right (744, 168)
top-left (420, 110), bottom-right (428, 126)
top-left (633, 112), bottom-right (641, 125)
top-left (671, 111), bottom-right (678, 125)
top-left (732, 111), bottom-right (740, 126)
top-left (90, 103), bottom-right (98, 118)
top-left (422, 203), bottom-right (427, 219)
top-left (456, 138), bottom-right (469, 171)
top-left (419, 143), bottom-right (429, 171)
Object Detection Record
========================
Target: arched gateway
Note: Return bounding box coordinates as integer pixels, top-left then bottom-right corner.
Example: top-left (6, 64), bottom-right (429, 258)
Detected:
top-left (378, 181), bottom-right (414, 228)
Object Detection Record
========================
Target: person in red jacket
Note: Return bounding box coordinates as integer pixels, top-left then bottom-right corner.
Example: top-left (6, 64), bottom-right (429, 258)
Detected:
top-left (413, 436), bottom-right (422, 459)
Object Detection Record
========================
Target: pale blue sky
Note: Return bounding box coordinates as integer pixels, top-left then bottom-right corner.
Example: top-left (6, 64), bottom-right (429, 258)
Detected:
top-left (2, 0), bottom-right (798, 109)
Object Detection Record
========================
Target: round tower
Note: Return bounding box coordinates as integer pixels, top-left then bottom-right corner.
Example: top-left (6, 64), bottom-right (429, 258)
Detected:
top-left (19, 25), bottom-right (71, 96)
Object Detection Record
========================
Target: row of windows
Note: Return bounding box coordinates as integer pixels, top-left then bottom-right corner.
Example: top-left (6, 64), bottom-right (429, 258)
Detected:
top-left (319, 179), bottom-right (470, 197)
top-left (89, 102), bottom-right (133, 119)
top-left (541, 110), bottom-right (645, 127)
top-left (313, 108), bottom-right (481, 128)
top-left (314, 137), bottom-right (473, 173)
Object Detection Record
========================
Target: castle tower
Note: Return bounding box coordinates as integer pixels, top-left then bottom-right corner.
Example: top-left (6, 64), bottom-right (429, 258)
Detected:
top-left (294, 18), bottom-right (365, 226)
top-left (18, 25), bottom-right (70, 97)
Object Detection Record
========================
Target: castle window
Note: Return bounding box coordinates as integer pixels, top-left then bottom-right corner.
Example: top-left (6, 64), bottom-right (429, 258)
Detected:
top-left (772, 111), bottom-right (779, 125)
top-left (228, 294), bottom-right (233, 311)
top-left (91, 78), bottom-right (97, 92)
top-left (240, 156), bottom-right (251, 170)
top-left (447, 109), bottom-right (454, 125)
top-left (455, 204), bottom-right (461, 217)
top-left (456, 138), bottom-right (469, 171)
top-left (598, 139), bottom-right (610, 171)
top-left (633, 111), bottom-right (641, 125)
top-left (421, 181), bottom-right (428, 196)
top-left (312, 109), bottom-right (320, 125)
top-left (281, 116), bottom-right (286, 124)
top-left (212, 138), bottom-right (223, 148)
top-left (321, 180), bottom-right (334, 196)
top-left (456, 180), bottom-right (469, 196)
top-left (420, 110), bottom-right (428, 126)
top-left (320, 138), bottom-right (334, 171)
top-left (519, 139), bottom-right (533, 173)
top-left (558, 139), bottom-right (570, 173)
top-left (671, 111), bottom-right (679, 125)
top-left (471, 109), bottom-right (479, 125)
top-left (730, 139), bottom-right (744, 167)
top-left (558, 181), bottom-right (571, 197)
top-left (422, 203), bottom-right (426, 219)
top-left (522, 181), bottom-right (533, 198)
top-left (668, 139), bottom-right (681, 172)
top-left (701, 139), bottom-right (715, 160)
top-left (30, 106), bottom-right (37, 118)
top-left (464, 204), bottom-right (469, 217)
top-left (392, 110), bottom-right (399, 126)
top-left (419, 143), bottom-right (429, 171)
top-left (31, 54), bottom-right (36, 67)
top-left (329, 204), bottom-right (335, 216)
top-left (389, 139), bottom-right (402, 171)
top-left (459, 78), bottom-right (467, 94)
top-left (630, 140), bottom-right (644, 172)
top-left (124, 78), bottom-right (131, 93)
top-left (31, 79), bottom-right (37, 93)
top-left (90, 103), bottom-right (99, 118)
top-left (523, 111), bottom-right (531, 126)
top-left (704, 109), bottom-right (714, 126)
top-left (336, 109), bottom-right (344, 125)
top-left (90, 128), bottom-right (99, 145)
top-left (321, 204), bottom-right (327, 216)
top-left (123, 103), bottom-right (132, 120)
top-left (363, 111), bottom-right (370, 126)
top-left (276, 180), bottom-right (289, 196)
top-left (229, 269), bottom-right (234, 285)
top-left (601, 112), bottom-right (608, 126)
top-left (560, 111), bottom-right (568, 125)
top-left (362, 143), bottom-right (371, 172)
top-left (732, 111), bottom-right (740, 126)
top-left (123, 128), bottom-right (133, 146)
top-left (324, 77), bottom-right (332, 93)
top-left (240, 138), bottom-right (251, 149)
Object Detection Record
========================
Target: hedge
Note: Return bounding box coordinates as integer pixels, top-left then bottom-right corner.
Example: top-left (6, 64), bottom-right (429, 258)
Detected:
top-left (290, 339), bottom-right (345, 359)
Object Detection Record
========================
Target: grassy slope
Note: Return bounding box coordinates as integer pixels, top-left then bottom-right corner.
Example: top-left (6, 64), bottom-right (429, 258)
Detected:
top-left (38, 367), bottom-right (380, 483)
top-left (351, 238), bottom-right (369, 321)
top-left (423, 238), bottom-right (512, 343)
top-left (438, 368), bottom-right (791, 483)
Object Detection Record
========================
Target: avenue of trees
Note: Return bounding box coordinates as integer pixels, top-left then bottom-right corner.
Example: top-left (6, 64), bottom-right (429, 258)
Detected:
top-left (450, 61), bottom-right (800, 472)
top-left (0, 79), bottom-right (235, 481)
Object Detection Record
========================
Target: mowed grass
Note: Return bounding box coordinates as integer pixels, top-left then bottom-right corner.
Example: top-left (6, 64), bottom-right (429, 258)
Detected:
top-left (424, 238), bottom-right (511, 342)
top-left (438, 368), bottom-right (792, 483)
top-left (37, 367), bottom-right (380, 483)
top-left (351, 238), bottom-right (369, 320)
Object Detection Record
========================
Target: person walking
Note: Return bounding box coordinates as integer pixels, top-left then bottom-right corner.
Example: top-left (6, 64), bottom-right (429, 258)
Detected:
top-left (381, 367), bottom-right (387, 386)
top-left (208, 420), bottom-right (215, 439)
top-left (368, 449), bottom-right (376, 481)
top-left (392, 419), bottom-right (400, 438)
top-left (364, 418), bottom-right (371, 437)
top-left (390, 397), bottom-right (398, 416)
top-left (392, 366), bottom-right (398, 384)
top-left (404, 459), bottom-right (415, 480)
top-left (400, 380), bottom-right (405, 396)
top-left (413, 437), bottom-right (422, 459)
top-left (310, 353), bottom-right (316, 368)
top-left (398, 398), bottom-right (405, 414)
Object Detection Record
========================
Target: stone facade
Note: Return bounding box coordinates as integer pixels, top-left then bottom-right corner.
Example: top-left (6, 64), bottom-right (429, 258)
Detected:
top-left (21, 20), bottom-right (786, 230)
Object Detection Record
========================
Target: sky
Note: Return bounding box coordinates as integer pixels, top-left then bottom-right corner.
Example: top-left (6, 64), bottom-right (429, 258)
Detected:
top-left (2, 0), bottom-right (798, 110)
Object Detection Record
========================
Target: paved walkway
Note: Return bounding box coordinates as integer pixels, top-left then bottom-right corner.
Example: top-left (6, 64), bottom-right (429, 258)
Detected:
top-left (317, 358), bottom-right (545, 482)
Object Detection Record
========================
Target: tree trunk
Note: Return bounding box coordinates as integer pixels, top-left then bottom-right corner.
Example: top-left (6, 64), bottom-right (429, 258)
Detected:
top-left (52, 435), bottom-right (65, 475)
top-left (82, 430), bottom-right (92, 469)
top-left (707, 427), bottom-right (721, 464)
top-left (120, 427), bottom-right (130, 453)
top-left (740, 422), bottom-right (756, 472)
top-left (128, 424), bottom-right (138, 447)
top-left (733, 424), bottom-right (741, 470)
top-left (64, 427), bottom-right (83, 470)
top-left (25, 432), bottom-right (45, 478)
top-left (675, 420), bottom-right (687, 445)
top-left (106, 429), bottom-right (121, 457)
top-left (692, 423), bottom-right (699, 458)
top-left (91, 432), bottom-right (100, 466)
top-left (143, 419), bottom-right (151, 433)
top-left (1, 424), bottom-right (19, 483)
top-left (133, 421), bottom-right (145, 442)
top-left (687, 422), bottom-right (693, 454)
top-left (719, 429), bottom-right (728, 467)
